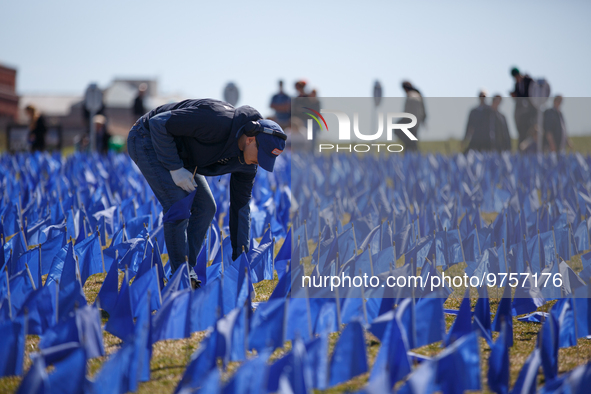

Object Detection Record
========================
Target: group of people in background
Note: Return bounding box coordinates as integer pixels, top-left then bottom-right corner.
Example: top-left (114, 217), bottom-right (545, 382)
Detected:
top-left (23, 83), bottom-right (152, 154)
top-left (22, 68), bottom-right (571, 155)
top-left (463, 91), bottom-right (511, 153)
top-left (269, 79), bottom-right (321, 138)
top-left (462, 67), bottom-right (570, 153)
top-left (269, 68), bottom-right (571, 154)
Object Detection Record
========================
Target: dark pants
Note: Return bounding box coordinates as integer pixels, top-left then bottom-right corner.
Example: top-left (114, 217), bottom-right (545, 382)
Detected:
top-left (514, 105), bottom-right (538, 145)
top-left (127, 123), bottom-right (216, 278)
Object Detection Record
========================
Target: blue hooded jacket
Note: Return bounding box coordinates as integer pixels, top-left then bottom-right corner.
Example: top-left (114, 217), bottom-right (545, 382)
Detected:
top-left (139, 98), bottom-right (262, 259)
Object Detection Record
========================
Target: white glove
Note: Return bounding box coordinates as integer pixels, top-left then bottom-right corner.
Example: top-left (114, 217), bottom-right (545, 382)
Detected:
top-left (170, 168), bottom-right (197, 192)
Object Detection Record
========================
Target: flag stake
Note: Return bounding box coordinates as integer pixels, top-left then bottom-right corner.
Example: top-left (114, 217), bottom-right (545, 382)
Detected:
top-left (25, 263), bottom-right (37, 291)
top-left (368, 244), bottom-right (374, 277)
top-left (5, 266), bottom-right (12, 320)
top-left (359, 269), bottom-right (368, 325)
top-left (352, 223), bottom-right (358, 254)
top-left (20, 226), bottom-right (28, 249)
top-left (38, 245), bottom-right (43, 287)
top-left (475, 223), bottom-right (482, 257)
top-left (98, 229), bottom-right (106, 273)
top-left (304, 277), bottom-right (313, 339)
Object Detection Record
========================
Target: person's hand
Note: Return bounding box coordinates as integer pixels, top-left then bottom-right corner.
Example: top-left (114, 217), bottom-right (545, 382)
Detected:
top-left (170, 168), bottom-right (197, 192)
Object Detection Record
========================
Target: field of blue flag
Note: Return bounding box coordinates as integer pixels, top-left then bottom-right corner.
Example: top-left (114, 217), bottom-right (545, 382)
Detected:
top-left (1, 149), bottom-right (591, 393)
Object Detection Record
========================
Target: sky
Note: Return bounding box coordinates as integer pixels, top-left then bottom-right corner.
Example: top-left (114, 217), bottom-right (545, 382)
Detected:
top-left (2, 0), bottom-right (590, 137)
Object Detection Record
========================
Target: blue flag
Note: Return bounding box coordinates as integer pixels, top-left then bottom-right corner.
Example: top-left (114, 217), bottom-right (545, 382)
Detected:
top-left (57, 280), bottom-right (87, 321)
top-left (1, 203), bottom-right (21, 238)
top-left (369, 316), bottom-right (411, 388)
top-left (473, 286), bottom-right (492, 345)
top-left (488, 322), bottom-right (510, 394)
top-left (161, 263), bottom-right (190, 302)
top-left (512, 265), bottom-right (546, 316)
top-left (248, 228), bottom-right (274, 282)
top-left (275, 227), bottom-right (291, 262)
top-left (174, 328), bottom-right (219, 394)
top-left (15, 355), bottom-right (48, 394)
top-left (59, 242), bottom-right (78, 291)
top-left (285, 297), bottom-right (320, 343)
top-left (130, 265), bottom-right (161, 318)
top-left (39, 304), bottom-right (104, 359)
top-left (510, 348), bottom-right (541, 394)
top-left (6, 269), bottom-right (36, 317)
top-left (4, 231), bottom-right (27, 276)
top-left (248, 298), bottom-right (286, 352)
top-left (188, 278), bottom-right (222, 333)
top-left (127, 293), bottom-right (152, 391)
top-left (96, 252), bottom-right (120, 315)
top-left (104, 269), bottom-right (134, 340)
top-left (17, 281), bottom-right (57, 335)
top-left (436, 332), bottom-right (481, 393)
top-left (74, 231), bottom-right (104, 285)
top-left (0, 316), bottom-right (25, 377)
top-left (492, 284), bottom-right (513, 347)
top-left (445, 289), bottom-right (473, 346)
top-left (538, 360), bottom-right (591, 394)
top-left (162, 189), bottom-right (197, 223)
top-left (328, 321), bottom-right (368, 387)
top-left (46, 345), bottom-right (88, 394)
top-left (214, 307), bottom-right (243, 366)
top-left (550, 297), bottom-right (577, 348)
top-left (91, 337), bottom-right (136, 394)
top-left (151, 289), bottom-right (191, 343)
top-left (397, 358), bottom-right (437, 394)
top-left (397, 297), bottom-right (445, 349)
top-left (222, 350), bottom-right (270, 394)
top-left (126, 214), bottom-right (151, 239)
top-left (196, 368), bottom-right (221, 394)
top-left (266, 337), bottom-right (313, 394)
top-left (539, 313), bottom-right (559, 382)
top-left (39, 232), bottom-right (67, 276)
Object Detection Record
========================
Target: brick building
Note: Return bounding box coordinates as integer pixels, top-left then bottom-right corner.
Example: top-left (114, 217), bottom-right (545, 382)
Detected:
top-left (0, 63), bottom-right (19, 148)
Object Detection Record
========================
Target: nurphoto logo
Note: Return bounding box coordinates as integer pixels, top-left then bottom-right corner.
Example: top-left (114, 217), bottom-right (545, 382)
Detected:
top-left (307, 110), bottom-right (417, 153)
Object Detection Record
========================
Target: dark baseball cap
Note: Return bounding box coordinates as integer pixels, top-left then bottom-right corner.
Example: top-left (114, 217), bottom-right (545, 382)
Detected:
top-left (256, 119), bottom-right (286, 172)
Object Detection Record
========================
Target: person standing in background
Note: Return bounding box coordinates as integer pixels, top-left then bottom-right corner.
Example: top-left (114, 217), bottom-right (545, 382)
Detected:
top-left (463, 90), bottom-right (492, 152)
top-left (295, 80), bottom-right (309, 98)
top-left (398, 81), bottom-right (426, 151)
top-left (510, 67), bottom-right (537, 146)
top-left (25, 104), bottom-right (47, 151)
top-left (93, 114), bottom-right (112, 154)
top-left (543, 95), bottom-right (571, 153)
top-left (491, 95), bottom-right (511, 151)
top-left (133, 83), bottom-right (148, 119)
top-left (269, 80), bottom-right (291, 129)
top-left (290, 80), bottom-right (313, 143)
